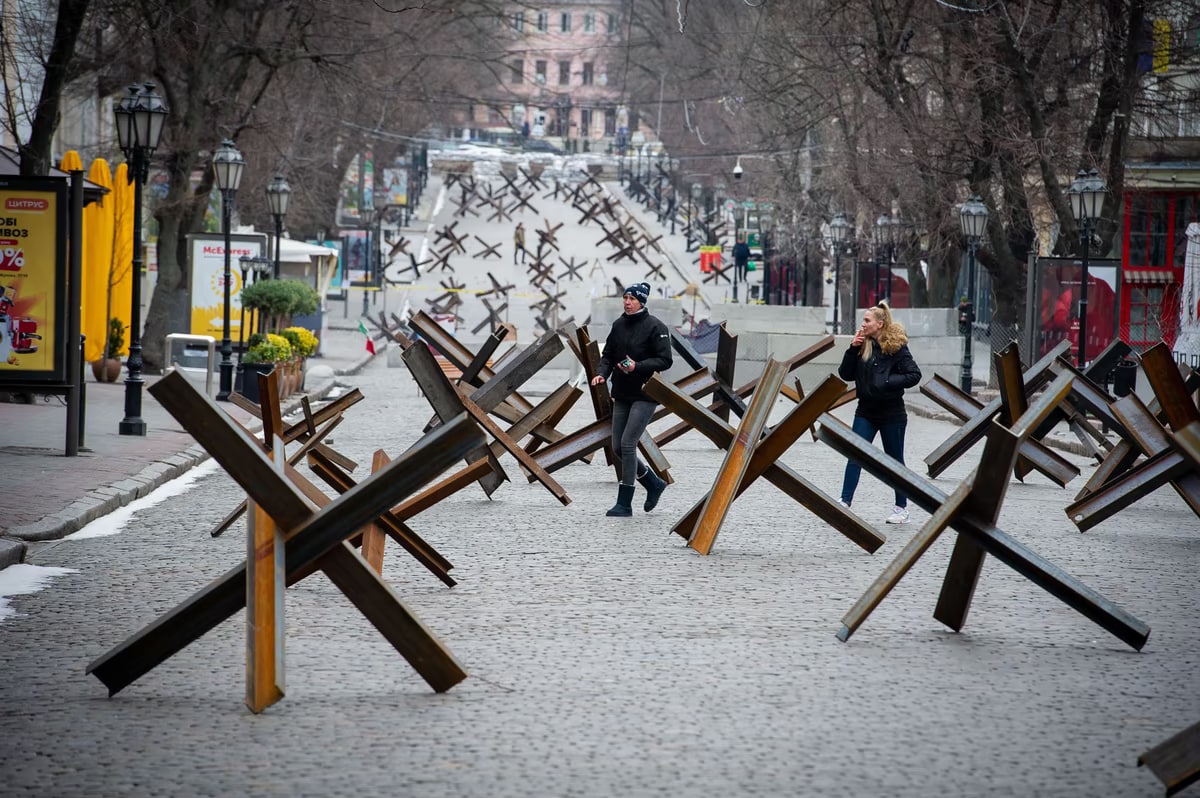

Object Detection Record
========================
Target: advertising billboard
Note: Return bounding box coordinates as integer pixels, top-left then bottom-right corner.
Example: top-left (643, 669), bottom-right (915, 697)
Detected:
top-left (0, 178), bottom-right (68, 383)
top-left (187, 233), bottom-right (266, 339)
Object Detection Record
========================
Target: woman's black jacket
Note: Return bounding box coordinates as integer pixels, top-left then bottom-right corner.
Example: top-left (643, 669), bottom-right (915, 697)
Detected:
top-left (598, 309), bottom-right (673, 403)
top-left (837, 342), bottom-right (922, 423)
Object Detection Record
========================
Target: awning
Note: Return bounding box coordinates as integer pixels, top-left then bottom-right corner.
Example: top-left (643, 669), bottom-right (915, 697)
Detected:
top-left (1122, 269), bottom-right (1175, 284)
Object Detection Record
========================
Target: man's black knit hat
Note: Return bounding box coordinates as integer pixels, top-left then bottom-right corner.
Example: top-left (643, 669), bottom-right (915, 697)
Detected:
top-left (623, 282), bottom-right (651, 306)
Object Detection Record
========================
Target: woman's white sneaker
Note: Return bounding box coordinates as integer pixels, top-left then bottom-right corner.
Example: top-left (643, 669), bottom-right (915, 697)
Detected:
top-left (886, 505), bottom-right (910, 524)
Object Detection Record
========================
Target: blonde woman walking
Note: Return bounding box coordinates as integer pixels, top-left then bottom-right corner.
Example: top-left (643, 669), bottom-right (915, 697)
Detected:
top-left (837, 301), bottom-right (922, 523)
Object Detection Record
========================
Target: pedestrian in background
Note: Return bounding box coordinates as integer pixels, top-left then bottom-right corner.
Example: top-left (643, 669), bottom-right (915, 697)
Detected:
top-left (837, 301), bottom-right (922, 524)
top-left (514, 222), bottom-right (526, 264)
top-left (591, 282), bottom-right (673, 517)
top-left (732, 234), bottom-right (751, 284)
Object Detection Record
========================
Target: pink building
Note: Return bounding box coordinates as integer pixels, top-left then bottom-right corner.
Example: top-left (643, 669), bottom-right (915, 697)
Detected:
top-left (459, 2), bottom-right (652, 152)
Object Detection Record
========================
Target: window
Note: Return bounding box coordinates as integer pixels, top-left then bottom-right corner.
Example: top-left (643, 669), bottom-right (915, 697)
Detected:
top-left (608, 13), bottom-right (618, 33)
top-left (1127, 285), bottom-right (1166, 350)
top-left (511, 11), bottom-right (524, 31)
top-left (583, 13), bottom-right (595, 33)
top-left (582, 62), bottom-right (594, 86)
top-left (629, 110), bottom-right (639, 132)
top-left (535, 60), bottom-right (547, 84)
top-left (536, 11), bottom-right (548, 32)
top-left (560, 12), bottom-right (571, 32)
top-left (580, 109), bottom-right (593, 136)
top-left (510, 59), bottom-right (524, 83)
top-left (558, 60), bottom-right (570, 85)
top-left (604, 108), bottom-right (616, 136)
top-left (1127, 193), bottom-right (1171, 268)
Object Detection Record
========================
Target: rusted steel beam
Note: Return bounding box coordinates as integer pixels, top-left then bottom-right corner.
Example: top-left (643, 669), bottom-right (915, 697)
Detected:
top-left (817, 412), bottom-right (1150, 651)
top-left (457, 389), bottom-right (571, 506)
top-left (90, 372), bottom-right (481, 695)
top-left (1142, 342), bottom-right (1200, 431)
top-left (1138, 719), bottom-right (1200, 797)
top-left (922, 340), bottom-right (1071, 478)
top-left (645, 373), bottom-right (883, 553)
top-left (391, 459), bottom-right (494, 520)
top-left (714, 323), bottom-right (739, 422)
top-left (407, 343), bottom-right (506, 496)
top-left (687, 360), bottom-right (789, 555)
top-left (671, 327), bottom-right (748, 418)
top-left (318, 543), bottom-right (467, 693)
top-left (533, 369), bottom-right (717, 474)
top-left (305, 448), bottom-right (456, 584)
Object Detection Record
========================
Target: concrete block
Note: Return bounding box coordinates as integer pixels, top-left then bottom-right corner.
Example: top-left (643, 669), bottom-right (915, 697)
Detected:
top-left (0, 537), bottom-right (25, 569)
top-left (712, 304), bottom-right (827, 335)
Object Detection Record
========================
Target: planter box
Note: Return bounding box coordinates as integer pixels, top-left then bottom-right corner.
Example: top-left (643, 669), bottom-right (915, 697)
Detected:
top-left (237, 362), bottom-right (276, 404)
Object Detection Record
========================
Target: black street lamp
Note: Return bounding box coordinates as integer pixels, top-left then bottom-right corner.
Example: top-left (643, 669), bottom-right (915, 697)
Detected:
top-left (113, 82), bottom-right (168, 436)
top-left (265, 173), bottom-right (292, 279)
top-left (873, 213), bottom-right (891, 304)
top-left (688, 182), bottom-right (701, 252)
top-left (829, 212), bottom-right (850, 334)
top-left (958, 195), bottom-right (989, 394)
top-left (212, 138), bottom-right (245, 402)
top-left (360, 205), bottom-right (377, 320)
top-left (1067, 168), bottom-right (1107, 367)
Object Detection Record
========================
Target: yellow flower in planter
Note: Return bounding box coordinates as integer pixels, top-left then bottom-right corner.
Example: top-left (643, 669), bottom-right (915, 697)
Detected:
top-left (280, 326), bottom-right (319, 358)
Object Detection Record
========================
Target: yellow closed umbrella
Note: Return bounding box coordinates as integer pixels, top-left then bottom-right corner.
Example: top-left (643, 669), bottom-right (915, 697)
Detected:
top-left (81, 158), bottom-right (114, 362)
top-left (108, 162), bottom-right (134, 357)
top-left (59, 151), bottom-right (83, 172)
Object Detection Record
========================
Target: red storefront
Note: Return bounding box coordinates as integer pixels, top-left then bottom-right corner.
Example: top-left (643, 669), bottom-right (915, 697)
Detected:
top-left (1119, 168), bottom-right (1199, 352)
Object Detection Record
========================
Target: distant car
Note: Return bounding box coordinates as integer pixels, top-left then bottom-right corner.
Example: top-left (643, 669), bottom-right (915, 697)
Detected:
top-left (523, 139), bottom-right (563, 154)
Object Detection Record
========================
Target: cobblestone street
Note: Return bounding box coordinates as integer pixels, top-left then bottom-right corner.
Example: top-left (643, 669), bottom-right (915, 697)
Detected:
top-left (2, 355), bottom-right (1197, 797)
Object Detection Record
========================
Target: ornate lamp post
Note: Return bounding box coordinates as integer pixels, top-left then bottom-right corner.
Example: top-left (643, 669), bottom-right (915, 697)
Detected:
top-left (958, 195), bottom-right (989, 393)
top-left (265, 173), bottom-right (292, 279)
top-left (873, 213), bottom-right (891, 304)
top-left (829, 212), bottom-right (850, 334)
top-left (212, 138), bottom-right (245, 402)
top-left (1067, 168), bottom-right (1107, 367)
top-left (360, 205), bottom-right (377, 319)
top-left (113, 82), bottom-right (168, 435)
top-left (688, 182), bottom-right (701, 251)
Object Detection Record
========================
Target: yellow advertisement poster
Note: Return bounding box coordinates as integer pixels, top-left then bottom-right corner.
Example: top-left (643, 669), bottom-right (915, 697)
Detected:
top-left (188, 233), bottom-right (265, 338)
top-left (0, 181), bottom-right (65, 380)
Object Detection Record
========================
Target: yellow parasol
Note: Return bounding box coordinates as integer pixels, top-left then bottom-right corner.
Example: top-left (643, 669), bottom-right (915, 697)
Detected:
top-left (81, 158), bottom-right (115, 361)
top-left (107, 162), bottom-right (134, 356)
top-left (59, 151), bottom-right (82, 172)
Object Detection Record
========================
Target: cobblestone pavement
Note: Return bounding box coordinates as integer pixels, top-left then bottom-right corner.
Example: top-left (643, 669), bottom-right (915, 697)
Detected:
top-left (1, 353), bottom-right (1197, 797)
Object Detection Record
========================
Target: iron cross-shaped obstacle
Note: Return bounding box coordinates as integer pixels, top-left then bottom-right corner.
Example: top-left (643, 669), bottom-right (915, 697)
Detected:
top-left (643, 368), bottom-right (885, 556)
top-left (472, 235), bottom-right (503, 260)
top-left (1064, 342), bottom-right (1200, 532)
top-left (86, 370), bottom-right (485, 711)
top-left (816, 344), bottom-right (1151, 651)
top-left (558, 256), bottom-right (586, 282)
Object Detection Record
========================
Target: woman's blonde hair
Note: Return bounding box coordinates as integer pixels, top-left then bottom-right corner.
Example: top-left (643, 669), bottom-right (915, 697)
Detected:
top-left (861, 301), bottom-right (909, 360)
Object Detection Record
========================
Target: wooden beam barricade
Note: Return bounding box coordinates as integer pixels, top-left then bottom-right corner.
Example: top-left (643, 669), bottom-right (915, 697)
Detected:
top-left (246, 428), bottom-right (286, 713)
top-left (671, 327), bottom-right (748, 420)
top-left (816, 367), bottom-right (1151, 651)
top-left (643, 372), bottom-right (885, 554)
top-left (87, 371), bottom-right (484, 700)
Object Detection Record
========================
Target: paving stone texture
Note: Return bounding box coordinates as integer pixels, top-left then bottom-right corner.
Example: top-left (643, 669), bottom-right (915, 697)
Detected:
top-left (2, 352), bottom-right (1198, 798)
top-left (0, 171), bottom-right (1196, 797)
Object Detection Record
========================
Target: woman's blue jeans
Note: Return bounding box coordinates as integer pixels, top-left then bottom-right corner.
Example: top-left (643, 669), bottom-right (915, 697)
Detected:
top-left (840, 415), bottom-right (908, 507)
top-left (611, 399), bottom-right (655, 486)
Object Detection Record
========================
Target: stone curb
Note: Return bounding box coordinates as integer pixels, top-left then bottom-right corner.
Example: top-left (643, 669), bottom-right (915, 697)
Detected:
top-left (1, 374), bottom-right (356, 559)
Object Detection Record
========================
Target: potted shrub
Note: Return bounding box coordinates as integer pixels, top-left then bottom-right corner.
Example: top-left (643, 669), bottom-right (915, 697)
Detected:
top-left (240, 279), bottom-right (320, 332)
top-left (237, 332), bottom-right (293, 403)
top-left (91, 317), bottom-right (125, 382)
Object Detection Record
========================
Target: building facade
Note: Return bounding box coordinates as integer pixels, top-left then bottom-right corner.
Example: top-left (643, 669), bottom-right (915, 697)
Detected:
top-left (456, 1), bottom-right (651, 152)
